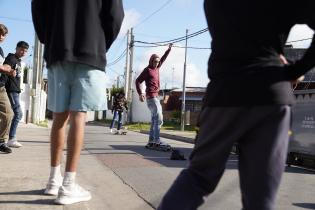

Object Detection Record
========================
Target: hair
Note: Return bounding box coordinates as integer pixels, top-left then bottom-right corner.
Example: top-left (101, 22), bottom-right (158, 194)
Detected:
top-left (0, 24), bottom-right (8, 36)
top-left (16, 41), bottom-right (29, 49)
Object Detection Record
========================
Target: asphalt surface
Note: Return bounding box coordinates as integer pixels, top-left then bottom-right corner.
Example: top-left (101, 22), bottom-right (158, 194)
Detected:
top-left (0, 122), bottom-right (314, 210)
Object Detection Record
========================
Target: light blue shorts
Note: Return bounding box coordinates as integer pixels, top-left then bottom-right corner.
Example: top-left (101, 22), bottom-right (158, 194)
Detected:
top-left (47, 62), bottom-right (108, 113)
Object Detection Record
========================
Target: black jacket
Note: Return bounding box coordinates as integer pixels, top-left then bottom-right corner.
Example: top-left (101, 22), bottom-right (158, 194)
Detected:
top-left (31, 0), bottom-right (124, 70)
top-left (2, 53), bottom-right (22, 93)
top-left (204, 0), bottom-right (315, 106)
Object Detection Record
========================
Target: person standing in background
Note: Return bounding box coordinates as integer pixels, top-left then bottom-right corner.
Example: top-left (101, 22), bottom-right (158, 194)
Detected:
top-left (3, 41), bottom-right (29, 148)
top-left (0, 23), bottom-right (15, 154)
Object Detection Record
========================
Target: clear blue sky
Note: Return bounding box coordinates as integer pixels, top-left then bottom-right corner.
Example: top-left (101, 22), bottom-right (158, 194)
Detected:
top-left (0, 0), bottom-right (313, 88)
top-left (0, 0), bottom-right (211, 88)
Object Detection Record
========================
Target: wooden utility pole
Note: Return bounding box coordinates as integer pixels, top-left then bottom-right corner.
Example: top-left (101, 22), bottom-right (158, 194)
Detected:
top-left (181, 29), bottom-right (188, 131)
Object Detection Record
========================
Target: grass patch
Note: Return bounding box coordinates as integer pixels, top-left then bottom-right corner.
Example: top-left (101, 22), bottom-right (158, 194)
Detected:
top-left (125, 121), bottom-right (196, 132)
top-left (36, 119), bottom-right (48, 128)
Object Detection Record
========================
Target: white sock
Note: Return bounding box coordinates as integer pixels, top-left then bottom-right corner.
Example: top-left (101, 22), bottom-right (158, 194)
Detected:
top-left (63, 172), bottom-right (76, 187)
top-left (49, 165), bottom-right (62, 180)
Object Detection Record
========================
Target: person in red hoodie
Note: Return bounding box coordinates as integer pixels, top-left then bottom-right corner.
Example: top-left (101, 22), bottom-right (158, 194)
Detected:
top-left (135, 44), bottom-right (172, 151)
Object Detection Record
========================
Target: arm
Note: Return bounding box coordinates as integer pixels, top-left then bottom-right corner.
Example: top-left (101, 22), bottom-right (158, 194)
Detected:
top-left (101, 0), bottom-right (124, 51)
top-left (31, 0), bottom-right (49, 43)
top-left (0, 65), bottom-right (15, 77)
top-left (158, 44), bottom-right (172, 68)
top-left (284, 2), bottom-right (315, 80)
top-left (135, 69), bottom-right (147, 102)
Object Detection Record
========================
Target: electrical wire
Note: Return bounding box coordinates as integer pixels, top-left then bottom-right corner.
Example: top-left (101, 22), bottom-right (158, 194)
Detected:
top-left (107, 48), bottom-right (127, 67)
top-left (134, 0), bottom-right (174, 28)
top-left (0, 16), bottom-right (32, 23)
top-left (134, 28), bottom-right (208, 46)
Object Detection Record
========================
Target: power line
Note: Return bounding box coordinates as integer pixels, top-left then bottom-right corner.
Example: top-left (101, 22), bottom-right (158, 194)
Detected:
top-left (134, 0), bottom-right (174, 28)
top-left (0, 16), bottom-right (32, 23)
top-left (107, 48), bottom-right (127, 67)
top-left (134, 28), bottom-right (208, 45)
top-left (287, 37), bottom-right (313, 44)
top-left (134, 44), bottom-right (211, 50)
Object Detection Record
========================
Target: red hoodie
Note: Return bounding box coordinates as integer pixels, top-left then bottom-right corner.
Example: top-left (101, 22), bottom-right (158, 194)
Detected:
top-left (135, 48), bottom-right (171, 98)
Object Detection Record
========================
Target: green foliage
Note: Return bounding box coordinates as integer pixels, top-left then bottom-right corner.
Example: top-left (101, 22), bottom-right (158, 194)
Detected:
top-left (110, 87), bottom-right (124, 98)
top-left (36, 119), bottom-right (48, 128)
top-left (125, 121), bottom-right (196, 132)
top-left (171, 110), bottom-right (181, 119)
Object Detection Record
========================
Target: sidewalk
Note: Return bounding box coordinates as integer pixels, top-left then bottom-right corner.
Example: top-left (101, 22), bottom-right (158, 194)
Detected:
top-left (0, 123), bottom-right (153, 210)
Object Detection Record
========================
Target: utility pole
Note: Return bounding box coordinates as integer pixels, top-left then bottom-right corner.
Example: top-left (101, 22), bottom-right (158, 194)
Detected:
top-left (124, 30), bottom-right (130, 99)
top-left (31, 34), bottom-right (42, 124)
top-left (127, 28), bottom-right (134, 122)
top-left (181, 29), bottom-right (188, 131)
top-left (172, 67), bottom-right (175, 89)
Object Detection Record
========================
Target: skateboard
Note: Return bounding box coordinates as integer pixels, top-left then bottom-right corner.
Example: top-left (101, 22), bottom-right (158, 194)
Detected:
top-left (145, 142), bottom-right (172, 152)
top-left (114, 130), bottom-right (127, 135)
top-left (113, 126), bottom-right (128, 135)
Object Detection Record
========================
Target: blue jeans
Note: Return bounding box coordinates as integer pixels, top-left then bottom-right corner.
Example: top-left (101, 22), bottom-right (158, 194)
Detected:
top-left (110, 110), bottom-right (123, 130)
top-left (8, 92), bottom-right (23, 139)
top-left (146, 97), bottom-right (163, 142)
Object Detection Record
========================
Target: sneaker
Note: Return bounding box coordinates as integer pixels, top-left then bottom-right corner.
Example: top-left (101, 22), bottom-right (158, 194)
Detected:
top-left (7, 139), bottom-right (22, 148)
top-left (110, 129), bottom-right (113, 133)
top-left (0, 143), bottom-right (12, 153)
top-left (44, 176), bottom-right (63, 196)
top-left (55, 184), bottom-right (91, 205)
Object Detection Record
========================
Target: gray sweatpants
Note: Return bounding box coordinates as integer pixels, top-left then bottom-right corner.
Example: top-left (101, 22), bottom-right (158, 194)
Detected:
top-left (158, 105), bottom-right (291, 210)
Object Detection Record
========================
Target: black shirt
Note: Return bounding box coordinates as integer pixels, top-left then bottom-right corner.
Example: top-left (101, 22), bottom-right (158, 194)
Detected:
top-left (203, 0), bottom-right (315, 106)
top-left (32, 0), bottom-right (124, 70)
top-left (0, 47), bottom-right (5, 87)
top-left (2, 53), bottom-right (21, 93)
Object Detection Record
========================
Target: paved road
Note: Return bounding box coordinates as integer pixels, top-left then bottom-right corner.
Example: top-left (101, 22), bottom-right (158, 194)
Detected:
top-left (0, 122), bottom-right (314, 210)
top-left (85, 122), bottom-right (315, 210)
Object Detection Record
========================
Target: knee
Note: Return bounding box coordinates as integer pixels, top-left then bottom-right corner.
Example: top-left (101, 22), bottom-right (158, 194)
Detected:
top-left (17, 109), bottom-right (23, 120)
top-left (8, 109), bottom-right (14, 121)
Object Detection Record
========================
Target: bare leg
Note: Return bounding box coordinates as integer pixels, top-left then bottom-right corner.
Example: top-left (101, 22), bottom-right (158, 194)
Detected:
top-left (65, 111), bottom-right (86, 172)
top-left (51, 112), bottom-right (70, 167)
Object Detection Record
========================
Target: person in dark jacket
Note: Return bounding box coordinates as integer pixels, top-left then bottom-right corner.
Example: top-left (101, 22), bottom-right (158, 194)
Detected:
top-left (32, 0), bottom-right (124, 205)
top-left (135, 44), bottom-right (172, 150)
top-left (3, 41), bottom-right (29, 148)
top-left (158, 1), bottom-right (315, 210)
top-left (109, 91), bottom-right (128, 134)
top-left (0, 23), bottom-right (15, 154)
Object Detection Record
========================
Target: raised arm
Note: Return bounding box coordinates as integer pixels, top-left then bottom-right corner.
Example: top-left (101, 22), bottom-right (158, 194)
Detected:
top-left (158, 44), bottom-right (173, 68)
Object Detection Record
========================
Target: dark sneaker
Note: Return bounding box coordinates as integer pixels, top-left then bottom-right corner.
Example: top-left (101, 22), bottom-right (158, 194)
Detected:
top-left (0, 143), bottom-right (12, 153)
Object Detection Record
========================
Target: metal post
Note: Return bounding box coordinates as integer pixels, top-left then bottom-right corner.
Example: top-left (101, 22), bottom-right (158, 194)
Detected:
top-left (181, 29), bottom-right (188, 131)
top-left (124, 30), bottom-right (130, 99)
top-left (127, 28), bottom-right (134, 122)
top-left (31, 35), bottom-right (40, 123)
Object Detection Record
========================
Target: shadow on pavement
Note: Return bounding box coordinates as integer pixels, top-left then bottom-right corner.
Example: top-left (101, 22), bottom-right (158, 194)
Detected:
top-left (292, 203), bottom-right (315, 209)
top-left (86, 144), bottom-right (239, 170)
top-left (0, 189), bottom-right (44, 196)
top-left (0, 189), bottom-right (55, 205)
top-left (285, 166), bottom-right (315, 175)
top-left (0, 199), bottom-right (54, 205)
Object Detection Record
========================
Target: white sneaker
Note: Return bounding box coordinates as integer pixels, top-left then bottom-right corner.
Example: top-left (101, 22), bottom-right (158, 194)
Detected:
top-left (55, 184), bottom-right (91, 205)
top-left (110, 129), bottom-right (113, 133)
top-left (44, 176), bottom-right (63, 196)
top-left (7, 139), bottom-right (22, 148)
